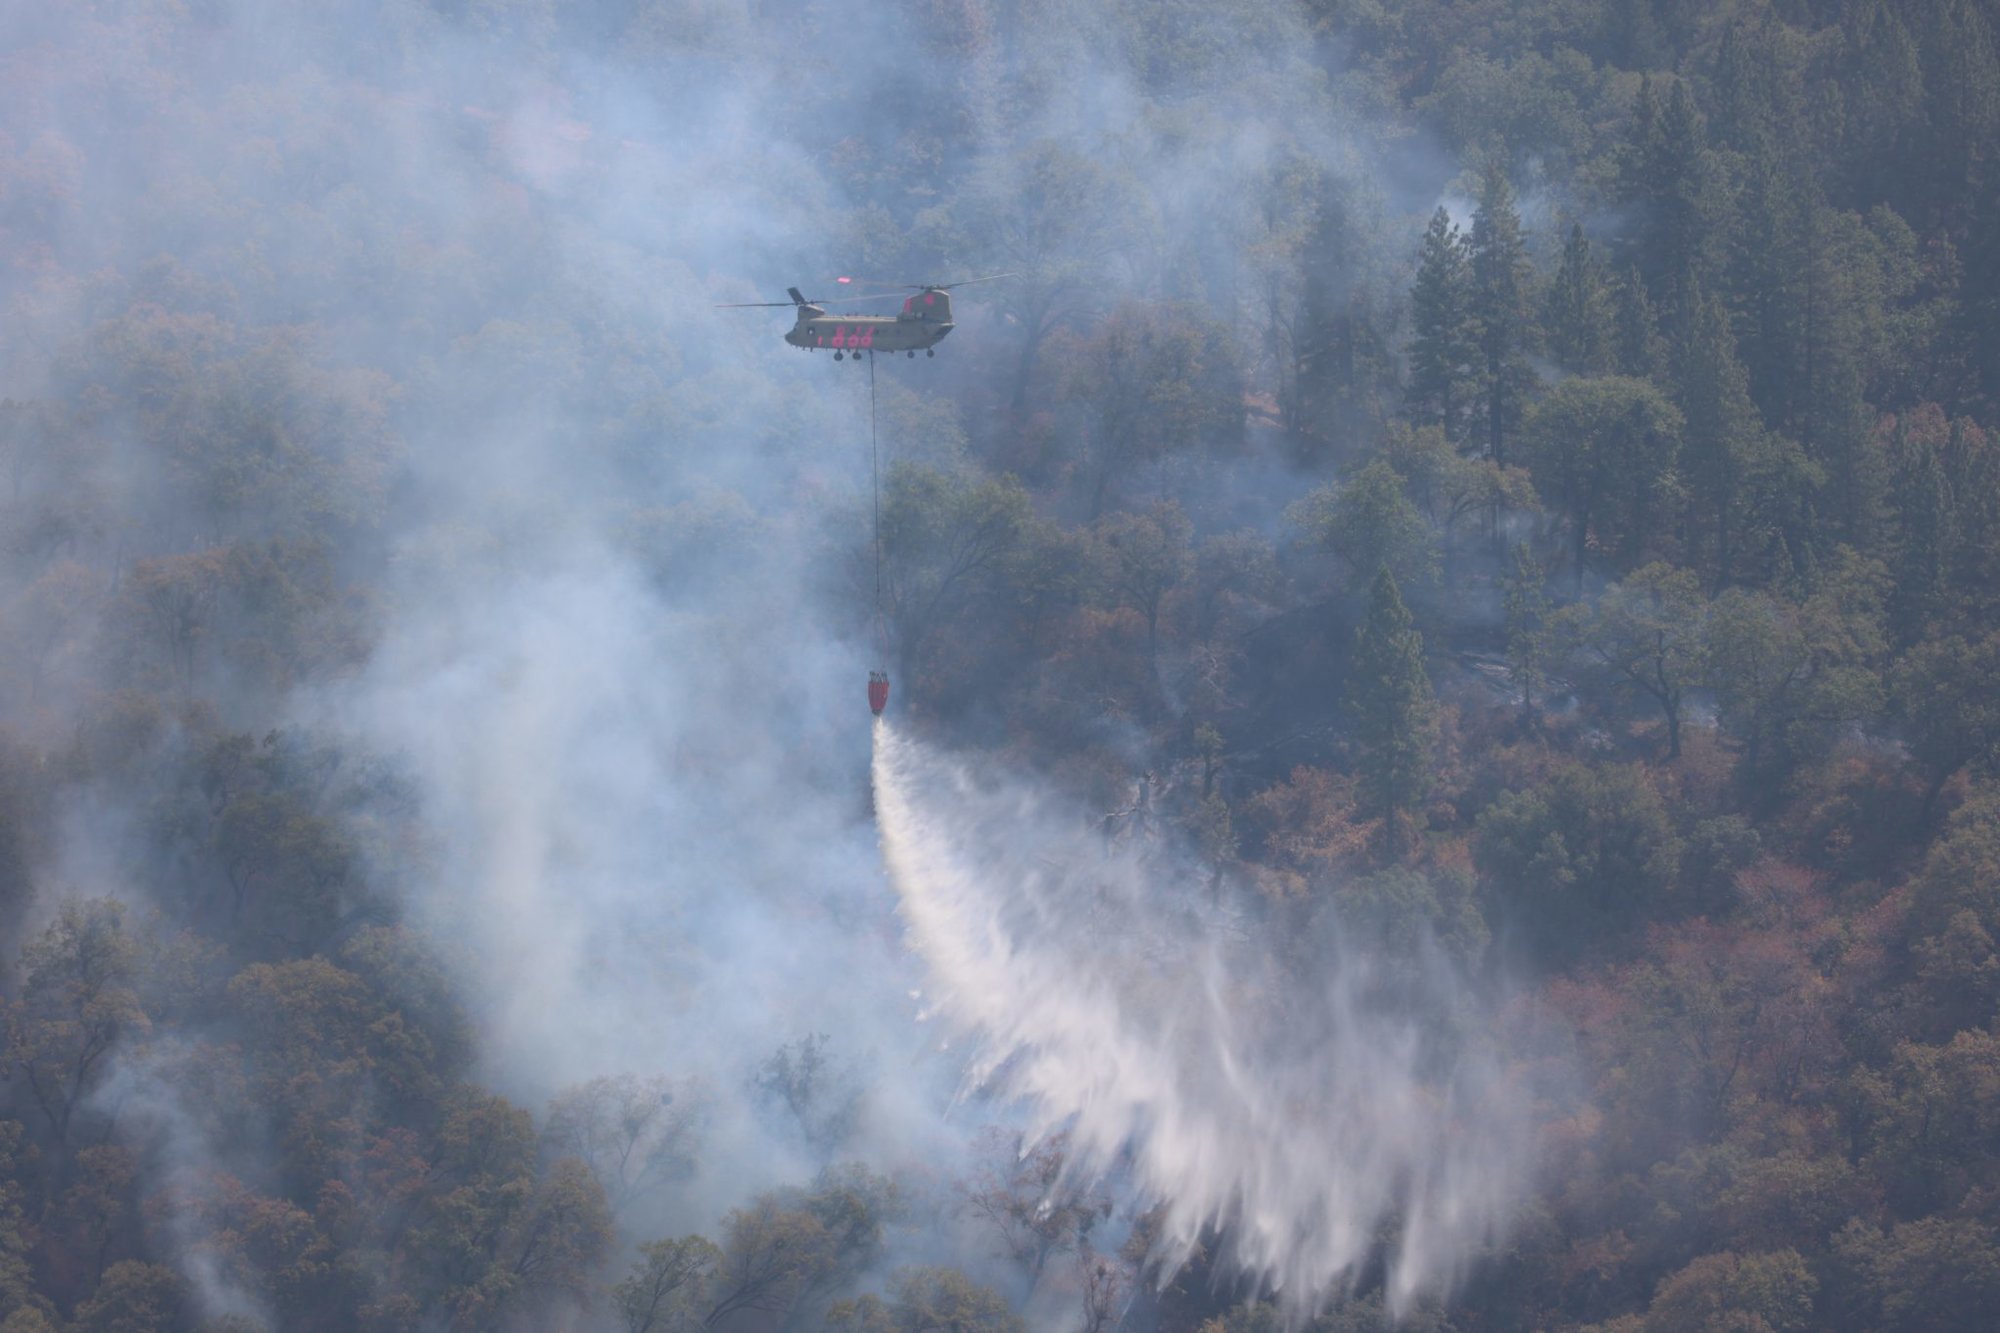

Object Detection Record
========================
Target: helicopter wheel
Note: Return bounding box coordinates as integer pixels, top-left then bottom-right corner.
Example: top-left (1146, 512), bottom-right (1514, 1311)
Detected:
top-left (907, 351), bottom-right (915, 358)
top-left (925, 348), bottom-right (935, 357)
top-left (833, 351), bottom-right (843, 360)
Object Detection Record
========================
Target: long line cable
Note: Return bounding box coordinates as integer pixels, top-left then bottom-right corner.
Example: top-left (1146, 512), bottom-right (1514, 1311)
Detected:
top-left (870, 350), bottom-right (884, 657)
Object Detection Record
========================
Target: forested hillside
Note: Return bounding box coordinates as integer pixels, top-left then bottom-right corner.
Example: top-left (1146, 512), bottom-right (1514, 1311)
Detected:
top-left (3, 1), bottom-right (2000, 1329)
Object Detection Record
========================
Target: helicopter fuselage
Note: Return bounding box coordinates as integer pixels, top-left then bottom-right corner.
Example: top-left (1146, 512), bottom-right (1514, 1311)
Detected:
top-left (785, 289), bottom-right (955, 355)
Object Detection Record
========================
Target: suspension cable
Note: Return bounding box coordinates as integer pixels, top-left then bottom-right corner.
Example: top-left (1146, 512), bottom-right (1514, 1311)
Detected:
top-left (870, 351), bottom-right (884, 656)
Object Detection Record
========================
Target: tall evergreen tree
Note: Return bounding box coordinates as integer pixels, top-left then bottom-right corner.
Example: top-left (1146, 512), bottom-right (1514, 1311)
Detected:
top-left (1729, 146), bottom-right (1809, 435)
top-left (1469, 162), bottom-right (1536, 467)
top-left (1887, 413), bottom-right (1954, 644)
top-left (1406, 206), bottom-right (1478, 446)
top-left (1613, 267), bottom-right (1669, 383)
top-left (1674, 284), bottom-right (1771, 590)
top-left (1952, 161), bottom-right (2000, 418)
top-left (1915, 0), bottom-right (2000, 232)
top-left (1348, 567), bottom-right (1438, 857)
top-left (1544, 223), bottom-right (1614, 375)
top-left (1839, 0), bottom-right (1926, 209)
top-left (1644, 81), bottom-right (1718, 326)
top-left (1797, 202), bottom-right (1886, 553)
top-left (1707, 18), bottom-right (1805, 161)
top-left (1280, 177), bottom-right (1401, 466)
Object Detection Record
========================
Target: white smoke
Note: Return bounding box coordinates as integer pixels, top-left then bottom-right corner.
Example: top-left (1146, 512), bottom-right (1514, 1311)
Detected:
top-left (871, 719), bottom-right (1533, 1320)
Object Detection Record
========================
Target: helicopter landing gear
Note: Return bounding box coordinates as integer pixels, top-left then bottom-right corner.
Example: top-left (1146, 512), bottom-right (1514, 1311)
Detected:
top-left (833, 350), bottom-right (844, 360)
top-left (925, 348), bottom-right (935, 357)
top-left (907, 350), bottom-right (915, 358)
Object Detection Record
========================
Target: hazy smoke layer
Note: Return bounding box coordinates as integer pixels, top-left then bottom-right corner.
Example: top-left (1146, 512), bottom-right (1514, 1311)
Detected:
top-left (872, 720), bottom-right (1530, 1317)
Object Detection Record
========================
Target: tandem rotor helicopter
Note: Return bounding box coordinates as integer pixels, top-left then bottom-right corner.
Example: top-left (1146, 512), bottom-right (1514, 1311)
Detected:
top-left (717, 273), bottom-right (1015, 360)
top-left (717, 273), bottom-right (1014, 722)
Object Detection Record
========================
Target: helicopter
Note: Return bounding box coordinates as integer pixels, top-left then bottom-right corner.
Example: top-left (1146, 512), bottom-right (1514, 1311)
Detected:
top-left (717, 274), bottom-right (1014, 361)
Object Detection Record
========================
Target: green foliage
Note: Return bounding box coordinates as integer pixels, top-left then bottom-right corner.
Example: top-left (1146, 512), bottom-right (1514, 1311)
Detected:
top-left (1892, 633), bottom-right (2000, 813)
top-left (1094, 501), bottom-right (1194, 667)
top-left (0, 1126), bottom-right (51, 1328)
top-left (1832, 1216), bottom-right (2000, 1329)
top-left (1346, 568), bottom-right (1438, 854)
top-left (1519, 375), bottom-right (1683, 586)
top-left (70, 1261), bottom-right (183, 1333)
top-left (1380, 422), bottom-right (1539, 573)
top-left (881, 462), bottom-right (1033, 693)
top-left (1407, 207), bottom-right (1480, 443)
top-left (1476, 761), bottom-right (1682, 952)
top-left (1340, 863), bottom-right (1489, 971)
top-left (1632, 79), bottom-right (1719, 318)
top-left (1570, 562), bottom-right (1709, 759)
top-left (827, 1266), bottom-right (1024, 1332)
top-left (1470, 160), bottom-right (1537, 466)
top-left (1707, 550), bottom-right (1888, 791)
top-left (1288, 459), bottom-right (1439, 591)
top-left (1671, 284), bottom-right (1804, 589)
top-left (1848, 1030), bottom-right (2000, 1217)
top-left (1641, 1247), bottom-right (1816, 1332)
top-left (1901, 788), bottom-right (2000, 1014)
top-left (1060, 302), bottom-right (1245, 518)
top-left (1545, 222), bottom-right (1615, 375)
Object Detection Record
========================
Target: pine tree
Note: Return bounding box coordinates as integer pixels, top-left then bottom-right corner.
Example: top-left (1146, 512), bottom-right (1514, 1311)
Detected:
top-left (1348, 567), bottom-right (1438, 857)
top-left (1729, 147), bottom-right (1808, 435)
top-left (1469, 161), bottom-right (1535, 466)
top-left (1673, 284), bottom-right (1766, 589)
top-left (1645, 81), bottom-right (1717, 326)
top-left (1953, 161), bottom-right (2000, 417)
top-left (1613, 268), bottom-right (1668, 383)
top-left (1796, 201), bottom-right (1885, 553)
top-left (1840, 1), bottom-right (1926, 209)
top-left (1709, 21), bottom-right (1771, 157)
top-left (1887, 413), bottom-right (1953, 645)
top-left (1544, 223), bottom-right (1614, 375)
top-left (1407, 206), bottom-right (1478, 446)
top-left (1916, 0), bottom-right (2000, 232)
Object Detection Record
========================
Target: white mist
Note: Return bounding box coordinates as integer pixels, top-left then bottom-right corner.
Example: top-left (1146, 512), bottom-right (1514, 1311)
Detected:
top-left (872, 720), bottom-right (1533, 1321)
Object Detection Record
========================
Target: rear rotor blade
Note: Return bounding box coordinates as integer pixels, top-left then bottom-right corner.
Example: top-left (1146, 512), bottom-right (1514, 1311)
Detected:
top-left (932, 271), bottom-right (1020, 290)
